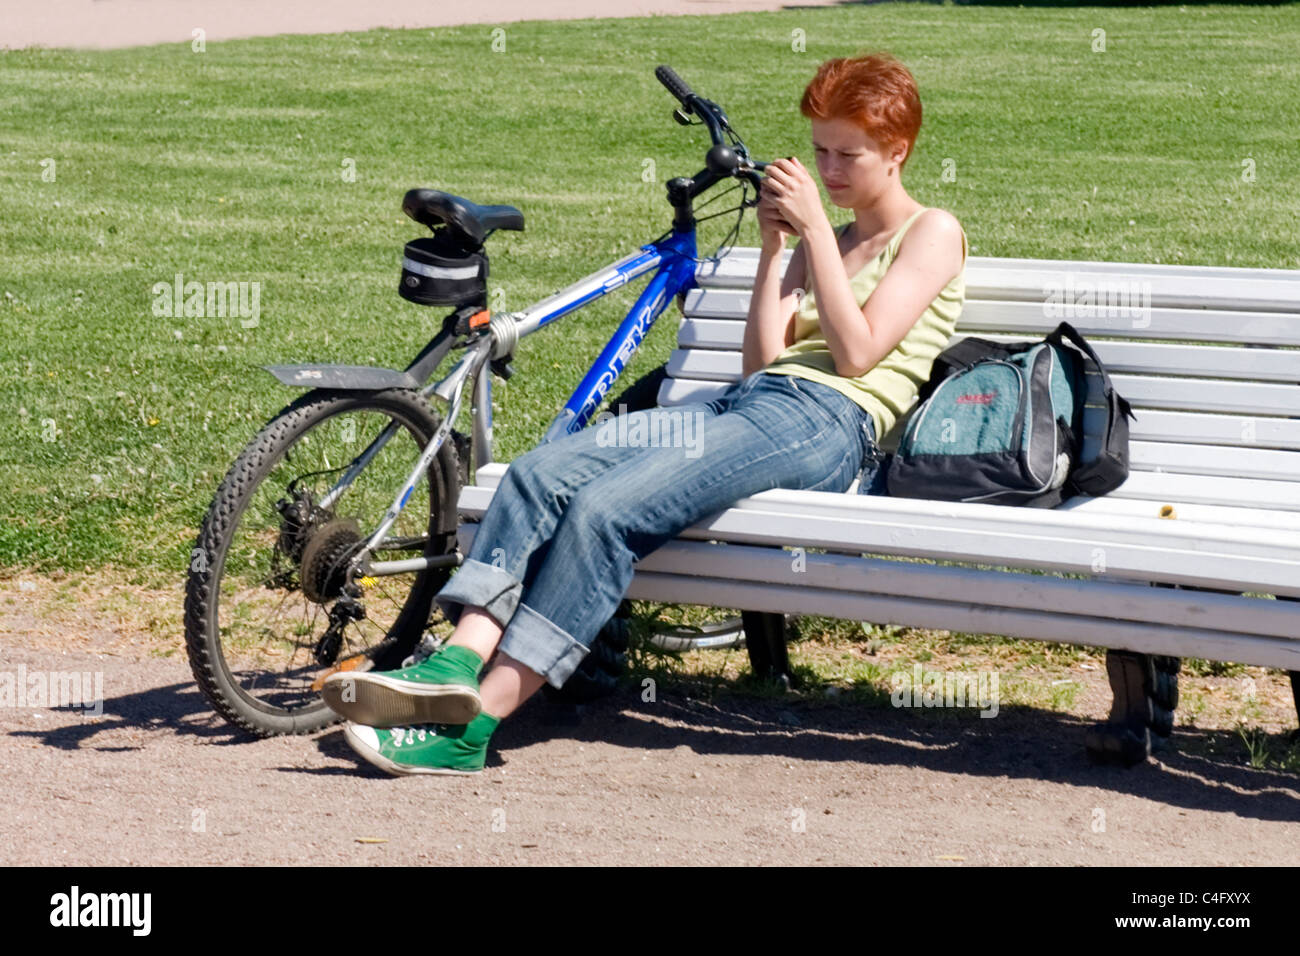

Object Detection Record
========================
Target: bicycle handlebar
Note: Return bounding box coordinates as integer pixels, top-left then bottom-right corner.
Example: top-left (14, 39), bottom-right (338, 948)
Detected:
top-left (654, 65), bottom-right (769, 198)
top-left (654, 65), bottom-right (696, 112)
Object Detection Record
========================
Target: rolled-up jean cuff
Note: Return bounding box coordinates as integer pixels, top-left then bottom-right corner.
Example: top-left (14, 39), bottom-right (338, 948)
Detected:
top-left (496, 601), bottom-right (588, 689)
top-left (433, 557), bottom-right (523, 630)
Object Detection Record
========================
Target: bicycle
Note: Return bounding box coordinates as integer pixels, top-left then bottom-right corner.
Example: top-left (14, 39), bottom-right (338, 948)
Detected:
top-left (183, 66), bottom-right (778, 737)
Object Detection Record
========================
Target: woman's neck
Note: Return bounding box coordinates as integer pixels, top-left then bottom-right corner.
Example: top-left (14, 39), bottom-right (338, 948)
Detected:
top-left (847, 192), bottom-right (926, 244)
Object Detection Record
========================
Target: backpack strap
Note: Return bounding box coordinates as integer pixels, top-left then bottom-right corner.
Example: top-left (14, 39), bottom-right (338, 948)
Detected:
top-left (1045, 322), bottom-right (1134, 420)
top-left (1045, 321), bottom-right (1139, 497)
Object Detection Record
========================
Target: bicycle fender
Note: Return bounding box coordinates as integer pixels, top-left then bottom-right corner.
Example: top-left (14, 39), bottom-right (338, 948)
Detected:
top-left (263, 364), bottom-right (421, 391)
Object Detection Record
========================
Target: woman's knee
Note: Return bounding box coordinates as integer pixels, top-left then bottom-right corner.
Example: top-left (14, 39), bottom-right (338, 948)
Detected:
top-left (500, 445), bottom-right (561, 496)
top-left (557, 477), bottom-right (625, 539)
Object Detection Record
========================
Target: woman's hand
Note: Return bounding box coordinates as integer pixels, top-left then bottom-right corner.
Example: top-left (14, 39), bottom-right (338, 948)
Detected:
top-left (761, 157), bottom-right (828, 239)
top-left (756, 190), bottom-right (796, 252)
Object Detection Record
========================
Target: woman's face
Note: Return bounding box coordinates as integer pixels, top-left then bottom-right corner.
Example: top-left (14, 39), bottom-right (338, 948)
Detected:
top-left (810, 116), bottom-right (904, 208)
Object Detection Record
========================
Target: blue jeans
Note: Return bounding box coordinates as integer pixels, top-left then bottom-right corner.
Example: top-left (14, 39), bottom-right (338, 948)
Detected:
top-left (432, 369), bottom-right (884, 688)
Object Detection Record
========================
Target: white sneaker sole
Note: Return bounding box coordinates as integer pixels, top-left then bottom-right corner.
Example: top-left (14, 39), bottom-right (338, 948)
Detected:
top-left (321, 672), bottom-right (482, 727)
top-left (343, 723), bottom-right (482, 776)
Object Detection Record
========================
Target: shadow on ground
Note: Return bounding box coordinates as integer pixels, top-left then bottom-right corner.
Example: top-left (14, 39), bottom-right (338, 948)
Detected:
top-left (342, 682), bottom-right (1300, 821)
top-left (8, 670), bottom-right (1296, 822)
top-left (7, 678), bottom-right (275, 750)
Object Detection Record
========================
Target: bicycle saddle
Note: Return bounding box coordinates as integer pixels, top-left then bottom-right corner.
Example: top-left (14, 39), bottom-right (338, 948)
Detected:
top-left (402, 188), bottom-right (524, 245)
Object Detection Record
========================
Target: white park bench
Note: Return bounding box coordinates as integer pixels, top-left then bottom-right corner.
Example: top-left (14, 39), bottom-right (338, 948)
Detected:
top-left (457, 248), bottom-right (1300, 766)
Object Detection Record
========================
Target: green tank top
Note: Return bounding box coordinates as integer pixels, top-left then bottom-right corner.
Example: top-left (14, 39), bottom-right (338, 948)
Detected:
top-left (762, 207), bottom-right (968, 442)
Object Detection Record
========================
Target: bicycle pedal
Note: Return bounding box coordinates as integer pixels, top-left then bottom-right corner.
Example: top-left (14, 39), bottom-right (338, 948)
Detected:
top-left (310, 654), bottom-right (372, 692)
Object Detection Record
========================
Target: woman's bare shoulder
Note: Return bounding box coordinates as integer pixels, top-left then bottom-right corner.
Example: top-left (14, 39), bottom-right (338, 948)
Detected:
top-left (900, 208), bottom-right (967, 267)
top-left (913, 207), bottom-right (964, 238)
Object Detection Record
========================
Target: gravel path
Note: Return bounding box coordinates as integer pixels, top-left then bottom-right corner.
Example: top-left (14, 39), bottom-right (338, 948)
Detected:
top-left (3, 602), bottom-right (1298, 866)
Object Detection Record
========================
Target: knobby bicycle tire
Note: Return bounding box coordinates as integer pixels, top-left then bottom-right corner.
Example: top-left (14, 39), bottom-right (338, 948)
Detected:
top-left (184, 387), bottom-right (461, 737)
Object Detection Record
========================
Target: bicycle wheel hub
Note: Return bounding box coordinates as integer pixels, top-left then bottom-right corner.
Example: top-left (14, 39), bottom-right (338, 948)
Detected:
top-left (299, 517), bottom-right (366, 603)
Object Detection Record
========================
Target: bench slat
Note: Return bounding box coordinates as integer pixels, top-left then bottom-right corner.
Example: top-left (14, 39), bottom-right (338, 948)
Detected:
top-left (1124, 440), bottom-right (1300, 482)
top-left (628, 573), bottom-right (1300, 672)
top-left (696, 251), bottom-right (1300, 313)
top-left (1083, 406), bottom-right (1300, 450)
top-left (640, 540), bottom-right (1300, 643)
top-left (1056, 493), bottom-right (1300, 529)
top-left (662, 348), bottom-right (1300, 417)
top-left (678, 320), bottom-right (1300, 383)
top-left (683, 288), bottom-right (1300, 347)
top-left (699, 249), bottom-right (1300, 285)
top-left (1068, 470), bottom-right (1300, 514)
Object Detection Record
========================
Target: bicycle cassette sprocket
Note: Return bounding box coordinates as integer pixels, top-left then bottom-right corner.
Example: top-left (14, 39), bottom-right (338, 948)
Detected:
top-left (299, 517), bottom-right (366, 603)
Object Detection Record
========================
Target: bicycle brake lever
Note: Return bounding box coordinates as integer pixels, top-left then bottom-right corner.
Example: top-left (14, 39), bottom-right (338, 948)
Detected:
top-left (697, 97), bottom-right (729, 128)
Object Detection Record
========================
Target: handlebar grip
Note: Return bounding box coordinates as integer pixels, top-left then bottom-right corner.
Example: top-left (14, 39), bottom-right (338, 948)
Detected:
top-left (655, 65), bottom-right (696, 111)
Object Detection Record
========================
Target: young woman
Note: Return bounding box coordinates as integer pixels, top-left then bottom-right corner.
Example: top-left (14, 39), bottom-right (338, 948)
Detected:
top-left (323, 51), bottom-right (969, 775)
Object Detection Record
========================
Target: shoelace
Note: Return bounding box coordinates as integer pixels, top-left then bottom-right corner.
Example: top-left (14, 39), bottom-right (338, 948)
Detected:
top-left (388, 725), bottom-right (439, 748)
top-left (399, 633), bottom-right (445, 669)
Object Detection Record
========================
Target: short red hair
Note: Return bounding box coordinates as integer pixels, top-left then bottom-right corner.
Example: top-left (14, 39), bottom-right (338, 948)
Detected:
top-left (800, 52), bottom-right (923, 172)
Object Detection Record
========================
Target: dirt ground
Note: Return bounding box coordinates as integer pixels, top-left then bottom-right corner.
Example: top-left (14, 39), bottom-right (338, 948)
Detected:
top-left (2, 569), bottom-right (1297, 866)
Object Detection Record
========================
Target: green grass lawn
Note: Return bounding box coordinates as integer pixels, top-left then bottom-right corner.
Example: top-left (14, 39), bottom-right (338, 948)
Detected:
top-left (4, 3), bottom-right (1299, 767)
top-left (3, 5), bottom-right (1299, 573)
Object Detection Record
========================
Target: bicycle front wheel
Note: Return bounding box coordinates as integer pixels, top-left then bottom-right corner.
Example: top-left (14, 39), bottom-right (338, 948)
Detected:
top-left (184, 387), bottom-right (462, 737)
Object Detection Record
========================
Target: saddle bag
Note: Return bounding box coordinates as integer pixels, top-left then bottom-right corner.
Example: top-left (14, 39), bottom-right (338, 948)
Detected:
top-left (399, 229), bottom-right (488, 307)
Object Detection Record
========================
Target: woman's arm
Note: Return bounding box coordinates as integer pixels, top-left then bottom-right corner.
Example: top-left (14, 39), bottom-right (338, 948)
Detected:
top-left (742, 239), bottom-right (805, 377)
top-left (804, 209), bottom-right (965, 376)
top-left (763, 157), bottom-right (965, 378)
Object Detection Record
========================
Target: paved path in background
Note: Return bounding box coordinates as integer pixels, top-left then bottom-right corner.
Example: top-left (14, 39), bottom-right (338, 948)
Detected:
top-left (4, 0), bottom-right (845, 50)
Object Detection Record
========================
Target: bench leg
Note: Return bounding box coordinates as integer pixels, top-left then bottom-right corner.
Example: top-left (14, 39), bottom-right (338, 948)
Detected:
top-left (1280, 594), bottom-right (1300, 737)
top-left (1292, 674), bottom-right (1300, 740)
top-left (1085, 650), bottom-right (1180, 767)
top-left (741, 610), bottom-right (794, 690)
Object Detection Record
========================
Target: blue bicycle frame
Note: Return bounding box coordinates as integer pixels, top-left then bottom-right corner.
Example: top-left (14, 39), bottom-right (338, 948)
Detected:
top-left (260, 63), bottom-right (767, 584)
top-left (510, 226), bottom-right (701, 445)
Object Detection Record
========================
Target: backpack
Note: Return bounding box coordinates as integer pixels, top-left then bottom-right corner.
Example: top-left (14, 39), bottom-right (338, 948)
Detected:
top-left (883, 321), bottom-right (1138, 508)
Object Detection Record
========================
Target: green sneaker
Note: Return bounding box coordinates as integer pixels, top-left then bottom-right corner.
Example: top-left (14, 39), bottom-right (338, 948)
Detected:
top-left (321, 643), bottom-right (483, 727)
top-left (343, 713), bottom-right (499, 776)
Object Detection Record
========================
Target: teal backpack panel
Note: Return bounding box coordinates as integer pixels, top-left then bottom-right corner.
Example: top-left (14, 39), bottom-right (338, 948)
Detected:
top-left (885, 321), bottom-right (1134, 508)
